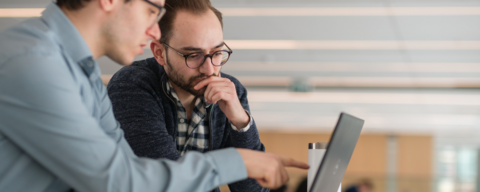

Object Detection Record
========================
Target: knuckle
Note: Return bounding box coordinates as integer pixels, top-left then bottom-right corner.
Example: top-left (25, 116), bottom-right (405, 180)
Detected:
top-left (286, 157), bottom-right (294, 165)
top-left (273, 156), bottom-right (282, 163)
top-left (268, 166), bottom-right (277, 176)
top-left (220, 92), bottom-right (226, 97)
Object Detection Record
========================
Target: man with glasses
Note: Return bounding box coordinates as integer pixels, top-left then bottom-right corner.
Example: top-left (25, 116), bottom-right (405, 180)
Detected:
top-left (0, 0), bottom-right (308, 191)
top-left (108, 0), bottom-right (269, 191)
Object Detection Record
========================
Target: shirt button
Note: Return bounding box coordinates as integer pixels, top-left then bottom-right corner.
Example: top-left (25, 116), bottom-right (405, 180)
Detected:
top-left (180, 118), bottom-right (185, 123)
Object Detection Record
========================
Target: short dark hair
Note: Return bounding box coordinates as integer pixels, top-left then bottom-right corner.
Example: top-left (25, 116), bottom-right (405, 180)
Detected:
top-left (159, 0), bottom-right (223, 44)
top-left (56, 0), bottom-right (130, 10)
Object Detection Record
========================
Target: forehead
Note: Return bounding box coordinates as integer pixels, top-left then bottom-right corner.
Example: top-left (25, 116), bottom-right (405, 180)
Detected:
top-left (169, 9), bottom-right (223, 47)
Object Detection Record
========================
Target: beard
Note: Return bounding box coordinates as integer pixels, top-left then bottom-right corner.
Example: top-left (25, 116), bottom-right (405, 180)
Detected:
top-left (165, 56), bottom-right (219, 97)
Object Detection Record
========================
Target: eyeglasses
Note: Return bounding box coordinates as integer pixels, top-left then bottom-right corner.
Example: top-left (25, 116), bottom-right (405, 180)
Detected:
top-left (163, 43), bottom-right (233, 69)
top-left (143, 0), bottom-right (166, 27)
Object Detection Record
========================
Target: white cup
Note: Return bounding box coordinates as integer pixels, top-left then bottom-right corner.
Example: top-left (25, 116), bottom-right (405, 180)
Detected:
top-left (308, 142), bottom-right (341, 192)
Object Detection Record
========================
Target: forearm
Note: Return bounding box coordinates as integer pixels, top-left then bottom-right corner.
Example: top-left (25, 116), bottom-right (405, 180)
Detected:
top-left (1, 111), bottom-right (246, 192)
top-left (0, 84), bottom-right (244, 192)
top-left (228, 81), bottom-right (265, 151)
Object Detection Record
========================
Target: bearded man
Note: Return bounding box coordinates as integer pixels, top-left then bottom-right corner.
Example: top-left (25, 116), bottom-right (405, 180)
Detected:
top-left (107, 0), bottom-right (268, 191)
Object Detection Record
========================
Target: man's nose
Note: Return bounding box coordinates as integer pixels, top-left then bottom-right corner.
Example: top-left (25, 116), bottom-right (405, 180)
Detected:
top-left (199, 57), bottom-right (215, 75)
top-left (147, 23), bottom-right (161, 41)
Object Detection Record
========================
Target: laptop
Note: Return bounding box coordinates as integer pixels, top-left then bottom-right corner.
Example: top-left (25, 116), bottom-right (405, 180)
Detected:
top-left (309, 112), bottom-right (364, 192)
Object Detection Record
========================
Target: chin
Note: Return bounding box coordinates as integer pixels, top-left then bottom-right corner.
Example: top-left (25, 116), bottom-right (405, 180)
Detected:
top-left (189, 87), bottom-right (206, 97)
top-left (106, 47), bottom-right (137, 66)
top-left (111, 54), bottom-right (135, 66)
top-left (117, 58), bottom-right (134, 66)
top-left (120, 58), bottom-right (135, 66)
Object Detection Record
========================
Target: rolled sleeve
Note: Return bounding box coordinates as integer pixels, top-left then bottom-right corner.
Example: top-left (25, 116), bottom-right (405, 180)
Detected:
top-left (229, 110), bottom-right (253, 132)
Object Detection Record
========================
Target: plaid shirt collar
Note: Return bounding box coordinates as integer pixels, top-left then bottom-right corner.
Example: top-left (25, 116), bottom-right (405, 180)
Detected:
top-left (166, 81), bottom-right (211, 155)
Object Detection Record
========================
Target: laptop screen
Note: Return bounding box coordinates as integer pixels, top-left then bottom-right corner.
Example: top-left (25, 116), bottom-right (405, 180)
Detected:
top-left (310, 113), bottom-right (364, 192)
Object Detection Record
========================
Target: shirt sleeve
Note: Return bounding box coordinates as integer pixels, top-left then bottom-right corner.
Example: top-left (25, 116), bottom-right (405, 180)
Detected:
top-left (229, 110), bottom-right (253, 132)
top-left (0, 53), bottom-right (247, 192)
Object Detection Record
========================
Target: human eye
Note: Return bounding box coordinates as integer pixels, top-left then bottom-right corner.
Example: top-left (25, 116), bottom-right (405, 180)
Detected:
top-left (213, 51), bottom-right (224, 57)
top-left (187, 53), bottom-right (201, 59)
top-left (149, 8), bottom-right (158, 15)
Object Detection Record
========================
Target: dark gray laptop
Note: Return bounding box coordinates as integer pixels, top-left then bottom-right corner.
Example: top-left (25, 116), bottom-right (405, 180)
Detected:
top-left (309, 112), bottom-right (364, 192)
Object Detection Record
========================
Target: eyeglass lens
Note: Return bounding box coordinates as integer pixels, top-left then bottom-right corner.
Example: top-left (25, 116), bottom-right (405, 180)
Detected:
top-left (186, 51), bottom-right (230, 68)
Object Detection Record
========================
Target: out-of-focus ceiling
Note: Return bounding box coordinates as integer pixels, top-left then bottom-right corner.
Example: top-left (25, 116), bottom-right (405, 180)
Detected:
top-left (1, 0), bottom-right (480, 142)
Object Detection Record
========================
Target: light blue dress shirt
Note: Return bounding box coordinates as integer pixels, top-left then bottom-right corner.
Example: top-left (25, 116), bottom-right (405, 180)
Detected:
top-left (0, 3), bottom-right (247, 192)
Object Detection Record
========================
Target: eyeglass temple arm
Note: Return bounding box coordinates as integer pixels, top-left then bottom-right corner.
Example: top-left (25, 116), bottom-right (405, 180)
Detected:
top-left (163, 43), bottom-right (187, 58)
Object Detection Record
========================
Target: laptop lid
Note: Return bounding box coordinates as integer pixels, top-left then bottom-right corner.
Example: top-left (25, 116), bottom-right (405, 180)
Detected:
top-left (309, 112), bottom-right (364, 192)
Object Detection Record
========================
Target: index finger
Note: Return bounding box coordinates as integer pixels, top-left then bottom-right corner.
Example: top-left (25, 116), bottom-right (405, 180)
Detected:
top-left (194, 77), bottom-right (214, 90)
top-left (280, 156), bottom-right (310, 169)
top-left (194, 74), bottom-right (226, 90)
top-left (194, 76), bottom-right (223, 90)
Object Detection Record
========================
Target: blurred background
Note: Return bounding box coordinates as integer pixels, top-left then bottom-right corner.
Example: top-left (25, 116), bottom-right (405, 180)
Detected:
top-left (2, 0), bottom-right (480, 191)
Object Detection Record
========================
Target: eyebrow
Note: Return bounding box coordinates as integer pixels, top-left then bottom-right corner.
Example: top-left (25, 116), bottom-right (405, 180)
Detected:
top-left (151, 0), bottom-right (165, 7)
top-left (180, 42), bottom-right (225, 52)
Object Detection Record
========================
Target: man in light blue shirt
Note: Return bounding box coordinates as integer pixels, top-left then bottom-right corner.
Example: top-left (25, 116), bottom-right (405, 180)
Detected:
top-left (0, 0), bottom-right (309, 191)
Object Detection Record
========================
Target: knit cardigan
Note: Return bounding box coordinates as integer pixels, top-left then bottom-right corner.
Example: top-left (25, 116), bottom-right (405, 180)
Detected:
top-left (107, 57), bottom-right (268, 192)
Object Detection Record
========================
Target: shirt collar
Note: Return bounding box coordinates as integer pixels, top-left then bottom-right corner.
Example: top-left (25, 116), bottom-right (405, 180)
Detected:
top-left (41, 2), bottom-right (93, 64)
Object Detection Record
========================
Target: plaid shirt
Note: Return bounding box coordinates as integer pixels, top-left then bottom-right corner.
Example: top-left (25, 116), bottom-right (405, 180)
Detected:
top-left (166, 82), bottom-right (211, 155)
top-left (166, 81), bottom-right (252, 156)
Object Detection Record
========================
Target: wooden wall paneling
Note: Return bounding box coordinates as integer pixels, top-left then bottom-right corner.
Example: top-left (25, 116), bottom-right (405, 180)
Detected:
top-left (396, 135), bottom-right (433, 192)
top-left (397, 135), bottom-right (433, 177)
top-left (259, 131), bottom-right (331, 164)
top-left (345, 134), bottom-right (387, 175)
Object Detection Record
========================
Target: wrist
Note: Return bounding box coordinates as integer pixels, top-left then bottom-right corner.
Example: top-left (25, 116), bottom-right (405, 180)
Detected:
top-left (231, 110), bottom-right (250, 129)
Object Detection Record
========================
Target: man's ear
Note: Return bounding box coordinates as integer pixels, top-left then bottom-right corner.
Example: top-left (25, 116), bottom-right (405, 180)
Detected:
top-left (98, 0), bottom-right (117, 12)
top-left (150, 41), bottom-right (166, 66)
